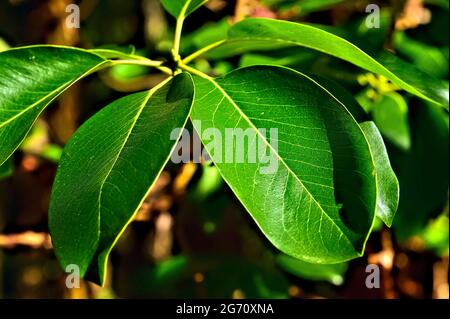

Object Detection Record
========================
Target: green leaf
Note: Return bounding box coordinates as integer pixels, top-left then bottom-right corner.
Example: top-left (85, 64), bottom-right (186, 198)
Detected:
top-left (0, 158), bottom-right (13, 180)
top-left (359, 122), bottom-right (399, 227)
top-left (392, 102), bottom-right (449, 240)
top-left (131, 255), bottom-right (289, 298)
top-left (420, 213), bottom-right (449, 257)
top-left (89, 44), bottom-right (136, 59)
top-left (310, 76), bottom-right (399, 227)
top-left (160, 0), bottom-right (207, 19)
top-left (49, 73), bottom-right (194, 286)
top-left (207, 18), bottom-right (449, 107)
top-left (239, 47), bottom-right (318, 68)
top-left (0, 45), bottom-right (108, 166)
top-left (110, 64), bottom-right (149, 81)
top-left (371, 93), bottom-right (411, 151)
top-left (425, 0), bottom-right (449, 10)
top-left (181, 18), bottom-right (230, 55)
top-left (276, 253), bottom-right (348, 285)
top-left (191, 66), bottom-right (377, 263)
top-left (40, 144), bottom-right (63, 163)
top-left (395, 32), bottom-right (448, 79)
top-left (262, 0), bottom-right (345, 15)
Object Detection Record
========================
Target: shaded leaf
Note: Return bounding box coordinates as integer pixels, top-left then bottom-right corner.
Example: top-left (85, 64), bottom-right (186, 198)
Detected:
top-left (395, 32), bottom-right (448, 79)
top-left (130, 255), bottom-right (289, 298)
top-left (311, 76), bottom-right (399, 227)
top-left (392, 102), bottom-right (449, 240)
top-left (420, 213), bottom-right (449, 257)
top-left (276, 253), bottom-right (348, 285)
top-left (372, 93), bottom-right (411, 150)
top-left (181, 18), bottom-right (230, 55)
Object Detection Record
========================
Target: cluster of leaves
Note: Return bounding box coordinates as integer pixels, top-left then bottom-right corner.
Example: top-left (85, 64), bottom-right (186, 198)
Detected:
top-left (0, 0), bottom-right (448, 286)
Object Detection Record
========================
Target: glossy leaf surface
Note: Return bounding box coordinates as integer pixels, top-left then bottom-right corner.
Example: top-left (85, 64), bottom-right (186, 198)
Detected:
top-left (0, 46), bottom-right (108, 166)
top-left (191, 66), bottom-right (377, 263)
top-left (207, 18), bottom-right (449, 107)
top-left (49, 73), bottom-right (194, 285)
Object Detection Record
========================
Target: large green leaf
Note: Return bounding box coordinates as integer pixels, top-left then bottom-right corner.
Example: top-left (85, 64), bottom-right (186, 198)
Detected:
top-left (49, 73), bottom-right (194, 285)
top-left (205, 18), bottom-right (449, 107)
top-left (0, 46), bottom-right (108, 166)
top-left (160, 0), bottom-right (207, 18)
top-left (191, 66), bottom-right (377, 263)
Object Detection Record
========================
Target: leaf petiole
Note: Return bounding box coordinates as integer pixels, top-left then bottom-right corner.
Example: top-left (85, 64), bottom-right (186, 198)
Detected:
top-left (111, 59), bottom-right (173, 75)
top-left (182, 40), bottom-right (226, 65)
top-left (178, 62), bottom-right (212, 80)
top-left (172, 0), bottom-right (194, 63)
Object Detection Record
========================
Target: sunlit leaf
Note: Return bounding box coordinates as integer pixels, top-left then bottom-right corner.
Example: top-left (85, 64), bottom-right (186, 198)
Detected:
top-left (191, 66), bottom-right (378, 263)
top-left (205, 18), bottom-right (449, 107)
top-left (0, 46), bottom-right (108, 166)
top-left (49, 73), bottom-right (194, 285)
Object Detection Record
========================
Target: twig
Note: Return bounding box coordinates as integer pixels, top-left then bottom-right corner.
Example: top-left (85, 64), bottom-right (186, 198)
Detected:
top-left (0, 231), bottom-right (52, 249)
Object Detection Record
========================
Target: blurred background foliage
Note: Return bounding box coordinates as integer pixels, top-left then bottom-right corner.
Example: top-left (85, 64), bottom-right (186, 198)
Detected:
top-left (0, 0), bottom-right (448, 299)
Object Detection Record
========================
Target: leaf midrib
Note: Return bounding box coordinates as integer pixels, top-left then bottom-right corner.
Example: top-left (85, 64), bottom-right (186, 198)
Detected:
top-left (96, 81), bottom-right (166, 226)
top-left (94, 77), bottom-right (173, 262)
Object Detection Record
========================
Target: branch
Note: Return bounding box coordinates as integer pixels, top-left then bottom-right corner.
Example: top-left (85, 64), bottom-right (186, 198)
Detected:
top-left (0, 231), bottom-right (52, 249)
